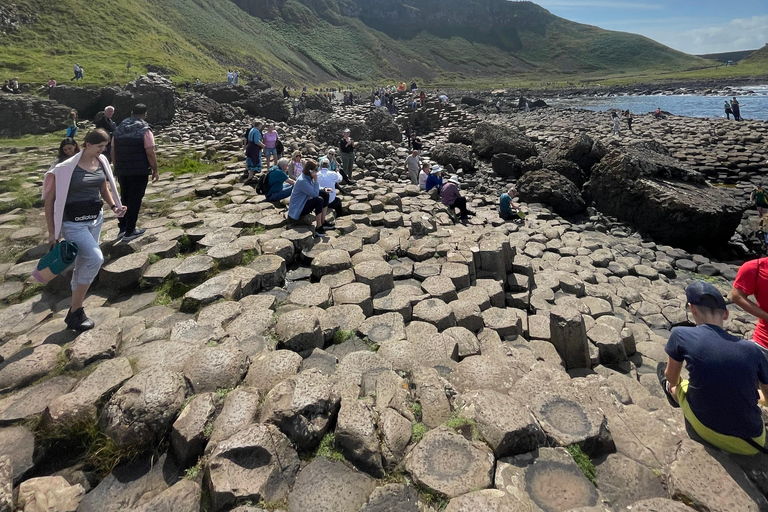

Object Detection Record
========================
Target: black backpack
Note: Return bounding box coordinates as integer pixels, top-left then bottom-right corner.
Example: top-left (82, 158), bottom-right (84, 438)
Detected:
top-left (255, 170), bottom-right (272, 195)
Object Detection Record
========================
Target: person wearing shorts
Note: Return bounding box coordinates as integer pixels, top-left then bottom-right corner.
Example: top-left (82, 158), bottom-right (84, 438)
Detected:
top-left (658, 281), bottom-right (768, 455)
top-left (263, 123), bottom-right (279, 170)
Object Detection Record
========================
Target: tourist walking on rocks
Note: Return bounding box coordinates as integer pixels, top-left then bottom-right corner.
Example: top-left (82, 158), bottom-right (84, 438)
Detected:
top-left (724, 100), bottom-right (734, 120)
top-left (751, 184), bottom-right (768, 218)
top-left (292, 97), bottom-right (299, 117)
top-left (288, 159), bottom-right (333, 237)
top-left (49, 138), bottom-right (80, 171)
top-left (658, 282), bottom-right (768, 455)
top-left (66, 110), bottom-right (78, 139)
top-left (624, 110), bottom-right (633, 131)
top-left (264, 158), bottom-right (295, 202)
top-left (263, 123), bottom-right (279, 170)
top-left (71, 64), bottom-right (82, 81)
top-left (318, 158), bottom-right (343, 220)
top-left (43, 128), bottom-right (126, 331)
top-left (731, 256), bottom-right (768, 357)
top-left (245, 120), bottom-right (265, 182)
top-left (340, 128), bottom-right (355, 184)
top-left (731, 97), bottom-right (742, 121)
top-left (441, 175), bottom-right (473, 220)
top-left (404, 149), bottom-right (420, 185)
top-left (611, 112), bottom-right (621, 136)
top-left (94, 106), bottom-right (117, 162)
top-left (111, 103), bottom-right (158, 241)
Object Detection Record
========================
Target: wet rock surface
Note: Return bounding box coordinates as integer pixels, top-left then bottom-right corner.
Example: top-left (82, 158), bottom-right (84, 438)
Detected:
top-left (0, 85), bottom-right (766, 512)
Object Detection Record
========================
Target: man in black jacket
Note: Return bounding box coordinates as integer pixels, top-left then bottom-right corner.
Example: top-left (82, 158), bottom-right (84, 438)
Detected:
top-left (111, 104), bottom-right (158, 241)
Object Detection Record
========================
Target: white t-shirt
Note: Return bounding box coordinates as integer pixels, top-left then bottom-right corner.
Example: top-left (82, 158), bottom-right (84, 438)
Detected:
top-left (405, 155), bottom-right (420, 173)
top-left (318, 168), bottom-right (342, 203)
top-left (419, 170), bottom-right (428, 189)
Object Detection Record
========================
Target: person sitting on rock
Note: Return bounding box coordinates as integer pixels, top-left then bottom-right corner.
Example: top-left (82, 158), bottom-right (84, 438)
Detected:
top-left (1, 81), bottom-right (13, 93)
top-left (418, 163), bottom-right (429, 191)
top-left (658, 281), bottom-right (768, 455)
top-left (425, 165), bottom-right (443, 194)
top-left (264, 158), bottom-right (295, 202)
top-left (49, 137), bottom-right (80, 171)
top-left (287, 150), bottom-right (305, 180)
top-left (751, 184), bottom-right (768, 218)
top-left (288, 159), bottom-right (333, 237)
top-left (441, 175), bottom-right (473, 221)
top-left (499, 187), bottom-right (524, 222)
top-left (317, 158), bottom-right (343, 221)
top-left (653, 108), bottom-right (663, 119)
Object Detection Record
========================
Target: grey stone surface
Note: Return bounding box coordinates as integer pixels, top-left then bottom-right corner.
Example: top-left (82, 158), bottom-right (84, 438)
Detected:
top-left (287, 457), bottom-right (375, 512)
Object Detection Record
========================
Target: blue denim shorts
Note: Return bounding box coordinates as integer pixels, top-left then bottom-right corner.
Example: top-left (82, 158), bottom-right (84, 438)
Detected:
top-left (264, 147), bottom-right (277, 157)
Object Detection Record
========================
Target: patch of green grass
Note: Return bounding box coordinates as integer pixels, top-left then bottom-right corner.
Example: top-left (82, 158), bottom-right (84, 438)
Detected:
top-left (0, 130), bottom-right (67, 148)
top-left (147, 253), bottom-right (162, 265)
top-left (332, 329), bottom-right (356, 345)
top-left (411, 402), bottom-right (422, 421)
top-left (259, 498), bottom-right (289, 511)
top-left (203, 421), bottom-right (214, 439)
top-left (680, 271), bottom-right (726, 285)
top-left (566, 444), bottom-right (597, 486)
top-left (3, 282), bottom-right (45, 305)
top-left (0, 174), bottom-right (43, 214)
top-left (184, 458), bottom-right (204, 479)
top-left (240, 249), bottom-right (257, 266)
top-left (411, 422), bottom-right (428, 443)
top-left (158, 155), bottom-right (220, 177)
top-left (445, 411), bottom-right (481, 442)
top-left (415, 483), bottom-right (449, 511)
top-left (215, 387), bottom-right (233, 400)
top-left (152, 278), bottom-right (193, 306)
top-left (315, 433), bottom-right (345, 462)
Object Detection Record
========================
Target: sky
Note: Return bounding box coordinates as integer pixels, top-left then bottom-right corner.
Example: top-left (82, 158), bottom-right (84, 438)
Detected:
top-left (530, 0), bottom-right (768, 55)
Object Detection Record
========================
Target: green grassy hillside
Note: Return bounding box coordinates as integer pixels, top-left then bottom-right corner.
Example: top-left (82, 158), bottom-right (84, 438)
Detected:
top-left (0, 0), bottom-right (748, 88)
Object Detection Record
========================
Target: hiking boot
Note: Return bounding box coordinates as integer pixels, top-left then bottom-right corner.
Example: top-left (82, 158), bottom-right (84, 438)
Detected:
top-left (65, 307), bottom-right (95, 331)
top-left (656, 362), bottom-right (679, 408)
top-left (322, 221), bottom-right (336, 229)
top-left (122, 228), bottom-right (146, 242)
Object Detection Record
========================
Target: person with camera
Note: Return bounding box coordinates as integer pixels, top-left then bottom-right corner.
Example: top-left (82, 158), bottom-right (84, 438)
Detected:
top-left (43, 129), bottom-right (126, 331)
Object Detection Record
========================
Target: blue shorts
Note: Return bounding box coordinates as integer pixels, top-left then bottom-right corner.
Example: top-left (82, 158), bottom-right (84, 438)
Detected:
top-left (264, 147), bottom-right (277, 157)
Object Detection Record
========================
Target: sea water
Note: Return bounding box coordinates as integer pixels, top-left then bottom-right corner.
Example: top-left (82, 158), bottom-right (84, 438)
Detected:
top-left (547, 84), bottom-right (768, 121)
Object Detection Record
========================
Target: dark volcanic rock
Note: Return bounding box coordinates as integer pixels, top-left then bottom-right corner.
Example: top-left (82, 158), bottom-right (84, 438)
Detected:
top-left (234, 89), bottom-right (290, 122)
top-left (112, 73), bottom-right (176, 125)
top-left (431, 143), bottom-right (476, 172)
top-left (49, 85), bottom-right (102, 119)
top-left (491, 153), bottom-right (523, 178)
top-left (544, 159), bottom-right (586, 188)
top-left (518, 169), bottom-right (586, 216)
top-left (195, 83), bottom-right (251, 104)
top-left (0, 94), bottom-right (72, 136)
top-left (584, 145), bottom-right (745, 247)
top-left (179, 93), bottom-right (220, 115)
top-left (316, 117), bottom-right (371, 145)
top-left (210, 103), bottom-right (246, 123)
top-left (473, 122), bottom-right (537, 159)
top-left (365, 109), bottom-right (402, 142)
top-left (304, 94), bottom-right (334, 113)
top-left (546, 133), bottom-right (606, 173)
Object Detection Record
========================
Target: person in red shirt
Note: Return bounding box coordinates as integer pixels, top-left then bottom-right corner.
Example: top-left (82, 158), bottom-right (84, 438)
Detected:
top-left (730, 257), bottom-right (768, 353)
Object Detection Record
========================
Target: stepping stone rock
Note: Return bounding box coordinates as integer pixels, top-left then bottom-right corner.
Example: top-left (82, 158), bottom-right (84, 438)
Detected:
top-left (141, 239), bottom-right (179, 259)
top-left (275, 309), bottom-right (324, 353)
top-left (549, 305), bottom-right (591, 370)
top-left (0, 376), bottom-right (76, 425)
top-left (445, 489), bottom-right (526, 512)
top-left (628, 498), bottom-right (699, 512)
top-left (405, 427), bottom-right (494, 499)
top-left (18, 476), bottom-right (85, 512)
top-left (142, 258), bottom-right (182, 285)
top-left (0, 344), bottom-right (61, 393)
top-left (412, 298), bottom-right (457, 331)
top-left (354, 260), bottom-right (394, 295)
top-left (448, 354), bottom-right (527, 394)
top-left (282, 226), bottom-right (315, 253)
top-left (495, 447), bottom-right (599, 512)
top-left (288, 283), bottom-right (332, 308)
top-left (173, 255), bottom-right (215, 284)
top-left (287, 457), bottom-right (375, 512)
top-left (100, 252), bottom-right (150, 289)
top-left (207, 243), bottom-right (243, 267)
top-left (360, 483), bottom-right (420, 512)
top-left (333, 283), bottom-right (373, 316)
top-left (482, 307), bottom-right (523, 338)
top-left (261, 237), bottom-right (295, 262)
top-left (65, 326), bottom-right (121, 371)
top-left (336, 397), bottom-right (384, 477)
top-left (311, 249), bottom-right (352, 279)
top-left (206, 387), bottom-right (261, 451)
top-left (260, 369), bottom-right (340, 451)
top-left (461, 389), bottom-right (545, 457)
top-left (440, 262), bottom-right (471, 291)
top-left (596, 453), bottom-right (666, 510)
top-left (249, 254), bottom-right (287, 290)
top-left (182, 267), bottom-right (260, 312)
top-left (207, 424), bottom-right (299, 512)
top-left (133, 479), bottom-right (200, 512)
top-left (183, 346), bottom-right (248, 393)
top-left (449, 300), bottom-right (483, 333)
top-left (0, 426), bottom-right (38, 484)
top-left (421, 275), bottom-right (458, 302)
top-left (587, 323), bottom-right (627, 365)
top-left (99, 368), bottom-right (187, 449)
top-left (245, 350), bottom-right (302, 396)
top-left (358, 312), bottom-right (406, 345)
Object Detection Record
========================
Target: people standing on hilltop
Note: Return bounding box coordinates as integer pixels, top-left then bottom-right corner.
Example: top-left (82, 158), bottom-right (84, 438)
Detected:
top-left (233, 71), bottom-right (239, 85)
top-left (94, 106), bottom-right (117, 161)
top-left (195, 78), bottom-right (201, 86)
top-left (611, 112), bottom-right (621, 136)
top-left (658, 281), bottom-right (768, 456)
top-left (724, 100), bottom-right (734, 120)
top-left (66, 110), bottom-right (78, 138)
top-left (44, 128), bottom-right (126, 331)
top-left (340, 128), bottom-right (356, 185)
top-left (731, 97), bottom-right (742, 121)
top-left (49, 138), bottom-right (80, 171)
top-left (751, 184), bottom-right (768, 218)
top-left (227, 70), bottom-right (233, 86)
top-left (111, 103), bottom-right (159, 241)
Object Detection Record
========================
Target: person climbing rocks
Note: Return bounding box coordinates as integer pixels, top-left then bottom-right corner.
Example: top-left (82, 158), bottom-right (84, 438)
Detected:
top-left (731, 97), bottom-right (742, 121)
top-left (751, 184), bottom-right (768, 218)
top-left (658, 281), bottom-right (768, 455)
top-left (94, 106), bottom-right (117, 162)
top-left (611, 112), bottom-right (621, 136)
top-left (111, 103), bottom-right (159, 241)
top-left (724, 100), bottom-right (734, 120)
top-left (404, 149), bottom-right (420, 185)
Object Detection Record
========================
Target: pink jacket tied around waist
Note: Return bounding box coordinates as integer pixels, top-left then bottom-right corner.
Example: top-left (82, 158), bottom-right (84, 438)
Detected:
top-left (42, 152), bottom-right (123, 240)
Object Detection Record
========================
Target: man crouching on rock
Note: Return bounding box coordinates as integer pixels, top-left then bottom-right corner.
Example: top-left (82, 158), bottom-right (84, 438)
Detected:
top-left (658, 281), bottom-right (768, 455)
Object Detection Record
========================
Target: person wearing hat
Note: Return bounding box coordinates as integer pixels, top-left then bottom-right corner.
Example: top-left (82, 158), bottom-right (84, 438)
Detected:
top-left (658, 281), bottom-right (768, 455)
top-left (339, 128), bottom-right (356, 185)
top-left (425, 164), bottom-right (443, 193)
top-left (440, 175), bottom-right (473, 220)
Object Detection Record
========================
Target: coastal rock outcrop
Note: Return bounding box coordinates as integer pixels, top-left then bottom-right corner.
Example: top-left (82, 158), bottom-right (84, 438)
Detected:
top-left (518, 169), bottom-right (586, 216)
top-left (584, 143), bottom-right (746, 247)
top-left (0, 95), bottom-right (72, 137)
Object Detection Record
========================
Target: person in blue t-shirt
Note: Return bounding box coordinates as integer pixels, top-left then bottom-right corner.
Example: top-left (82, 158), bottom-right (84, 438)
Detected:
top-left (425, 165), bottom-right (443, 193)
top-left (499, 186), bottom-right (524, 222)
top-left (265, 158), bottom-right (295, 202)
top-left (245, 120), bottom-right (265, 182)
top-left (658, 281), bottom-right (768, 455)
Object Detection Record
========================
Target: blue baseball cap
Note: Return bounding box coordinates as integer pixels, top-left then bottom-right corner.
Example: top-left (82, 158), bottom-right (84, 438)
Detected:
top-left (686, 281), bottom-right (727, 311)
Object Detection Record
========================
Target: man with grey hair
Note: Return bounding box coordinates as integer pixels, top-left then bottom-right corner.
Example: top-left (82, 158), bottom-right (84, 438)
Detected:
top-left (95, 106), bottom-right (117, 161)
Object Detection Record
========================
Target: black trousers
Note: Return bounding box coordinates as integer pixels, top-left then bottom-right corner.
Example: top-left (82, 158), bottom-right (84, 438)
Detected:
top-left (117, 174), bottom-right (149, 235)
top-left (328, 197), bottom-right (342, 218)
top-left (300, 190), bottom-right (330, 217)
top-left (451, 196), bottom-right (469, 216)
